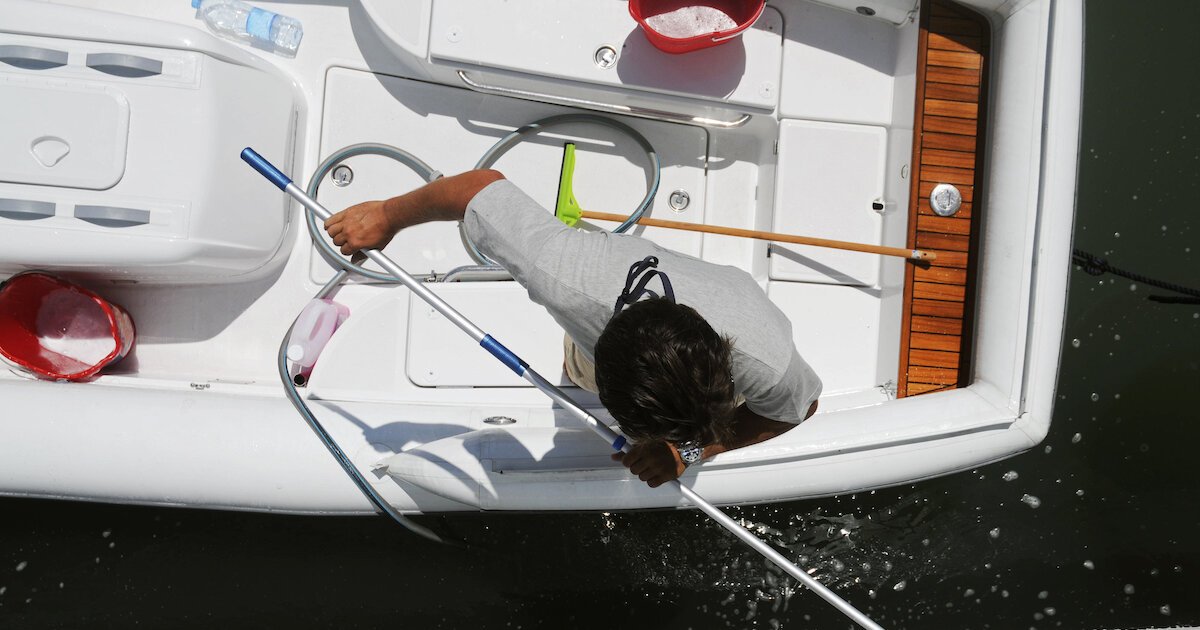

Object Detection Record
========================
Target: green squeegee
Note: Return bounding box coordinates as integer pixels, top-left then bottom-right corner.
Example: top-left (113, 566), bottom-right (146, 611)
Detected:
top-left (554, 142), bottom-right (584, 227)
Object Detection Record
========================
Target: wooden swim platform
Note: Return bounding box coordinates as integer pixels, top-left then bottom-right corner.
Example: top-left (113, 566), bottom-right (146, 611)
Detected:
top-left (898, 0), bottom-right (991, 397)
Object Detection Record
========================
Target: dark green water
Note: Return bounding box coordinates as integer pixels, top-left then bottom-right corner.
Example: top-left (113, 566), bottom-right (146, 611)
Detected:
top-left (3, 2), bottom-right (1198, 628)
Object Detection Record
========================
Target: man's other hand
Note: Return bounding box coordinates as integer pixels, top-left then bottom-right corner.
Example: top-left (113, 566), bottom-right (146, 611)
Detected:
top-left (324, 199), bottom-right (395, 256)
top-left (611, 441), bottom-right (686, 488)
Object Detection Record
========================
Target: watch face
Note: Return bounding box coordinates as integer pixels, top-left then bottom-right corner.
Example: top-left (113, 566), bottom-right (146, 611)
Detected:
top-left (678, 442), bottom-right (702, 465)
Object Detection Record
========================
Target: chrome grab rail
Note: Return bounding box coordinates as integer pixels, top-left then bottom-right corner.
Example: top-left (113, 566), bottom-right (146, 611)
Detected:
top-left (456, 70), bottom-right (751, 129)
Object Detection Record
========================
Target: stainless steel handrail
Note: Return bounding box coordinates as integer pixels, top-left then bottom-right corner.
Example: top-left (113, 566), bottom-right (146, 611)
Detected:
top-left (456, 70), bottom-right (751, 129)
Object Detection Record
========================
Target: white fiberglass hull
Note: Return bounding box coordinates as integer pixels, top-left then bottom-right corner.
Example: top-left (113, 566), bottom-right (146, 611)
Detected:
top-left (0, 0), bottom-right (1082, 514)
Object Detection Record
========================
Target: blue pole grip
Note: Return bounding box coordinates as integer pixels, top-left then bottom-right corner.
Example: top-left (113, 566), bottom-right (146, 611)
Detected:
top-left (480, 335), bottom-right (528, 376)
top-left (241, 147), bottom-right (292, 190)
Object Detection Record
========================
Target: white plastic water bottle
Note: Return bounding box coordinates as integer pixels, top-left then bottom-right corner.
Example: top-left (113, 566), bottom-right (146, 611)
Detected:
top-left (286, 298), bottom-right (349, 384)
top-left (191, 0), bottom-right (303, 57)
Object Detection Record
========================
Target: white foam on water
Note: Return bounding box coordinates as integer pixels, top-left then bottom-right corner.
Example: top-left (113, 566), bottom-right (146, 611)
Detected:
top-left (644, 6), bottom-right (738, 38)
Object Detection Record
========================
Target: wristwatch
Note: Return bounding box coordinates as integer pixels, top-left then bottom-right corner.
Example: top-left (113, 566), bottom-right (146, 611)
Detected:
top-left (676, 441), bottom-right (704, 467)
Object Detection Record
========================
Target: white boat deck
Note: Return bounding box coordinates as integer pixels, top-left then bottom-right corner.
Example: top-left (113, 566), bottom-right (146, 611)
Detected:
top-left (0, 0), bottom-right (1082, 514)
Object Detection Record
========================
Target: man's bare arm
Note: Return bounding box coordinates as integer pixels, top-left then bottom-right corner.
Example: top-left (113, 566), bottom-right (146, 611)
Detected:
top-left (701, 404), bottom-right (798, 459)
top-left (324, 169), bottom-right (504, 255)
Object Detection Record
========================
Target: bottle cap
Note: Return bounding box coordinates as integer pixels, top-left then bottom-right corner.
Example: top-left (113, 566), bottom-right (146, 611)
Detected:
top-left (191, 0), bottom-right (200, 8)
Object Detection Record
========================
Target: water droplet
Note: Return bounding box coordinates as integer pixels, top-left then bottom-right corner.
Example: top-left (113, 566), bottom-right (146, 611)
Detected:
top-left (1072, 433), bottom-right (1082, 443)
top-left (1161, 604), bottom-right (1172, 616)
top-left (1130, 283), bottom-right (1138, 291)
top-left (1113, 333), bottom-right (1121, 341)
top-left (989, 528), bottom-right (1001, 539)
top-left (964, 588), bottom-right (975, 598)
top-left (1044, 445), bottom-right (1053, 454)
top-left (102, 529), bottom-right (111, 538)
top-left (1071, 338), bottom-right (1081, 348)
top-left (1038, 590), bottom-right (1049, 600)
top-left (1114, 232), bottom-right (1121, 238)
top-left (893, 580), bottom-right (907, 591)
top-left (1001, 590), bottom-right (1009, 598)
top-left (1124, 584), bottom-right (1136, 595)
top-left (1083, 560), bottom-right (1095, 570)
top-left (15, 561), bottom-right (27, 572)
top-left (1090, 393), bottom-right (1100, 402)
top-left (1021, 494), bottom-right (1042, 509)
top-left (1003, 471), bottom-right (1019, 482)
top-left (1045, 607), bottom-right (1056, 616)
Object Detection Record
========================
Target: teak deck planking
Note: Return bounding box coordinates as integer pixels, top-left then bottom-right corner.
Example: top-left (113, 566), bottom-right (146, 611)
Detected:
top-left (898, 0), bottom-right (990, 398)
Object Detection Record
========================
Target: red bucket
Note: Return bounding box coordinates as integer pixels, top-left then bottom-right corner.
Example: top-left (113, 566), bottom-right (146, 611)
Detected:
top-left (0, 272), bottom-right (135, 381)
top-left (629, 0), bottom-right (766, 54)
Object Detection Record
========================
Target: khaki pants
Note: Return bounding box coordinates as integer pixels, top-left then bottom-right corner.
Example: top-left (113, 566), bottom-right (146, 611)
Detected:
top-left (563, 335), bottom-right (600, 393)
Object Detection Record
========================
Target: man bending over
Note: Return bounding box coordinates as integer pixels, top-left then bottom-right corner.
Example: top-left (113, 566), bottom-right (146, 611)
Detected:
top-left (324, 171), bottom-right (821, 488)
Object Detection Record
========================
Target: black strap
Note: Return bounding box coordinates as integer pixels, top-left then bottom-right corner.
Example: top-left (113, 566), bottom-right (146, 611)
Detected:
top-left (611, 256), bottom-right (675, 321)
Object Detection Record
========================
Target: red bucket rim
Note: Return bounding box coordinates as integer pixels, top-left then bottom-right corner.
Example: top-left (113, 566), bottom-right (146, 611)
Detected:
top-left (629, 1), bottom-right (766, 54)
top-left (0, 271), bottom-right (133, 381)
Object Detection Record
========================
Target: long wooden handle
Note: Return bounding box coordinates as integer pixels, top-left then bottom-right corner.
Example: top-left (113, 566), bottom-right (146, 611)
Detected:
top-left (581, 210), bottom-right (935, 261)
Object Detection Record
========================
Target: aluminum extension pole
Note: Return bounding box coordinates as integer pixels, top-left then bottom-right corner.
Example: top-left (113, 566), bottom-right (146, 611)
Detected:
top-left (241, 148), bottom-right (884, 630)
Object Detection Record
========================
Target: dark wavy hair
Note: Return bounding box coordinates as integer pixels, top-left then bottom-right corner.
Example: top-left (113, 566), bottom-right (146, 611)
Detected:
top-left (594, 298), bottom-right (737, 446)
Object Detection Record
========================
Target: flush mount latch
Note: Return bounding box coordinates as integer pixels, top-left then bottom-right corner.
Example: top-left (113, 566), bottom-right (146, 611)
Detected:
top-left (930, 183), bottom-right (963, 217)
top-left (330, 164), bottom-right (354, 187)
